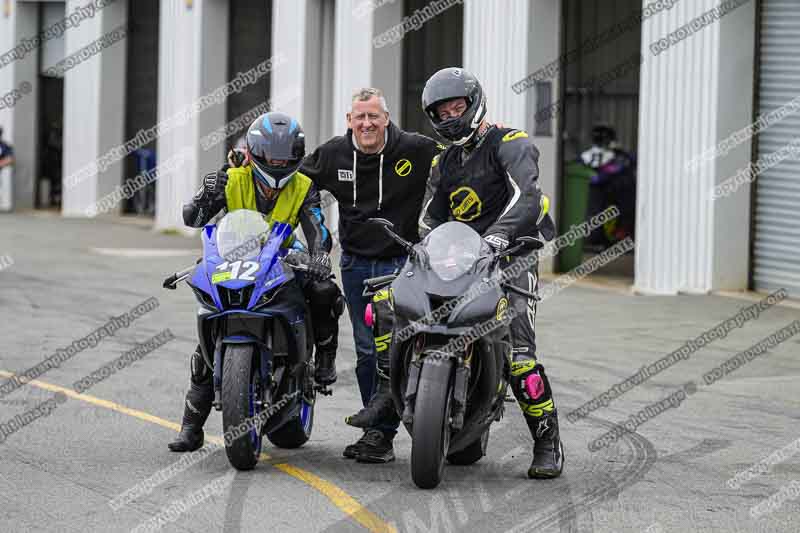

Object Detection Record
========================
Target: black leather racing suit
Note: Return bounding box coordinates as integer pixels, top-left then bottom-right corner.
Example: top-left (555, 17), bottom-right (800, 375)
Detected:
top-left (348, 126), bottom-right (563, 476)
top-left (418, 124), bottom-right (559, 427)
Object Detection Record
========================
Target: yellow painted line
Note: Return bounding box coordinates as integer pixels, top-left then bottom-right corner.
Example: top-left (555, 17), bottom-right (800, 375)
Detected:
top-left (0, 370), bottom-right (393, 532)
top-left (274, 463), bottom-right (397, 533)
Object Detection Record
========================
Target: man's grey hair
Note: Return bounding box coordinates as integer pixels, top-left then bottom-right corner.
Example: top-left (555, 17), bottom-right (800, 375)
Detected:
top-left (351, 88), bottom-right (389, 113)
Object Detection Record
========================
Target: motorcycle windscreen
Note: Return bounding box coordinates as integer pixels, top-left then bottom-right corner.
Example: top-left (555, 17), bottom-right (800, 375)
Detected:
top-left (423, 221), bottom-right (486, 281)
top-left (216, 209), bottom-right (271, 261)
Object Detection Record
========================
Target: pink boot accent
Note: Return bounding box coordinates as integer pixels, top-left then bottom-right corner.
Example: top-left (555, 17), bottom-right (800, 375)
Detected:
top-left (525, 373), bottom-right (545, 400)
top-left (364, 303), bottom-right (374, 328)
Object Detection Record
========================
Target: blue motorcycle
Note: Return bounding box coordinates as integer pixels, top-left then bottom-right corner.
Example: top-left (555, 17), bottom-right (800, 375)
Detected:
top-left (163, 210), bottom-right (325, 470)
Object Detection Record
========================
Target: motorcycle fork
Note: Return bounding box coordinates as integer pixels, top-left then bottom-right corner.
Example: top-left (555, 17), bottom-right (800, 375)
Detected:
top-left (450, 344), bottom-right (473, 430)
top-left (403, 342), bottom-right (471, 431)
top-left (212, 331), bottom-right (223, 410)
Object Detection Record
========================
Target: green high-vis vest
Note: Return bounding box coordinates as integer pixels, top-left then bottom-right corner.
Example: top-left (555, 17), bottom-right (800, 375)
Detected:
top-left (225, 165), bottom-right (312, 248)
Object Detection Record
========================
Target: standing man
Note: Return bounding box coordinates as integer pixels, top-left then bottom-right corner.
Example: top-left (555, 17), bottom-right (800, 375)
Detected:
top-left (0, 127), bottom-right (14, 169)
top-left (302, 88), bottom-right (442, 463)
top-left (0, 127), bottom-right (14, 212)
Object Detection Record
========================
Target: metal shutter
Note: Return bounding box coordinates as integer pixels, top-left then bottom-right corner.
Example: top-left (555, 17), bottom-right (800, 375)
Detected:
top-left (752, 0), bottom-right (800, 297)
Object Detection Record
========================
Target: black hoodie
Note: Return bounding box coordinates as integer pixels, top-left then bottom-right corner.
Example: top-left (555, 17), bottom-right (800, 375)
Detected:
top-left (301, 122), bottom-right (442, 258)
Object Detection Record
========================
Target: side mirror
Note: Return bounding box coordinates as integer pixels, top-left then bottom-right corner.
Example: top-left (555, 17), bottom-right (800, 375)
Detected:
top-left (367, 217), bottom-right (395, 229)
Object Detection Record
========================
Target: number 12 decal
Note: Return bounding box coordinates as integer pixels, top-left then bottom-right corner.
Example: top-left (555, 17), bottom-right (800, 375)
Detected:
top-left (217, 260), bottom-right (259, 281)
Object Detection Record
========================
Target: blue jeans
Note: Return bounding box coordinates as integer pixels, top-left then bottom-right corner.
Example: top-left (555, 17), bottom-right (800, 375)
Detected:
top-left (340, 252), bottom-right (405, 437)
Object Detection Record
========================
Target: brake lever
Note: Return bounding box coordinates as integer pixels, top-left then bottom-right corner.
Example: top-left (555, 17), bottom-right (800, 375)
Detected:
top-left (162, 264), bottom-right (196, 290)
top-left (502, 282), bottom-right (540, 301)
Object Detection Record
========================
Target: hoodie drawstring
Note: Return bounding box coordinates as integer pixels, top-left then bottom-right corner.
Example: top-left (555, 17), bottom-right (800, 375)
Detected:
top-left (378, 153), bottom-right (384, 212)
top-left (352, 150), bottom-right (357, 207)
top-left (351, 149), bottom-right (384, 211)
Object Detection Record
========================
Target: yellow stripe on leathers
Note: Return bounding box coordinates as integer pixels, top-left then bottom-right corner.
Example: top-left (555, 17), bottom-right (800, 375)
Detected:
top-left (0, 370), bottom-right (394, 533)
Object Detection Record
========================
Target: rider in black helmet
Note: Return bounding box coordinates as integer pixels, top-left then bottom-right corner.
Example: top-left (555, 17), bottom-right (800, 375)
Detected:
top-left (170, 112), bottom-right (343, 452)
top-left (347, 68), bottom-right (563, 479)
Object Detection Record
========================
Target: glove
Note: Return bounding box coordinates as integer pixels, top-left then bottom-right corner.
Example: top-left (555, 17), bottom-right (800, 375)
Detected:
top-left (308, 253), bottom-right (332, 280)
top-left (227, 149), bottom-right (246, 168)
top-left (284, 251), bottom-right (310, 268)
top-left (201, 170), bottom-right (227, 196)
top-left (484, 233), bottom-right (510, 252)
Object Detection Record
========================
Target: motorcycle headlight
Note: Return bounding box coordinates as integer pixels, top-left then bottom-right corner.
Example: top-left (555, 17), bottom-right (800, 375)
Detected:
top-left (190, 285), bottom-right (218, 311)
top-left (253, 284), bottom-right (282, 310)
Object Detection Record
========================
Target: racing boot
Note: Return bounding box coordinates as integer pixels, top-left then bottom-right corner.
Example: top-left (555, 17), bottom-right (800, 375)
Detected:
top-left (526, 409), bottom-right (564, 479)
top-left (509, 355), bottom-right (564, 478)
top-left (168, 381), bottom-right (213, 452)
top-left (310, 280), bottom-right (342, 386)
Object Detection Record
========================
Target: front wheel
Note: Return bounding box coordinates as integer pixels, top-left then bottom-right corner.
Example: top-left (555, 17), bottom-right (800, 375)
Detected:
top-left (410, 359), bottom-right (454, 489)
top-left (222, 344), bottom-right (263, 470)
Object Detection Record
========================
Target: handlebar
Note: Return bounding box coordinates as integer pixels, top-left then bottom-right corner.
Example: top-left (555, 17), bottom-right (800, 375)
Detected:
top-left (363, 273), bottom-right (397, 289)
top-left (362, 272), bottom-right (398, 298)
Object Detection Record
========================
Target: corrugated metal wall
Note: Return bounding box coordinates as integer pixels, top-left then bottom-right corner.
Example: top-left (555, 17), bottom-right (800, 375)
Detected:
top-left (635, 0), bottom-right (719, 294)
top-left (463, 0), bottom-right (530, 131)
top-left (752, 0), bottom-right (800, 297)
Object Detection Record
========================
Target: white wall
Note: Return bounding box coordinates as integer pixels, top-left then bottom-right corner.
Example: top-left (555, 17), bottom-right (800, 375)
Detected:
top-left (371, 0), bottom-right (404, 125)
top-left (526, 0), bottom-right (561, 274)
top-left (155, 0), bottom-right (228, 233)
top-left (61, 0), bottom-right (127, 216)
top-left (635, 0), bottom-right (756, 294)
top-left (0, 1), bottom-right (39, 209)
top-left (271, 0), bottom-right (307, 121)
top-left (333, 0), bottom-right (375, 135)
top-left (464, 0), bottom-right (560, 272)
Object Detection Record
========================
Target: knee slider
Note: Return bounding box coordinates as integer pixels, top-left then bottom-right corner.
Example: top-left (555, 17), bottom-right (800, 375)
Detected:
top-left (332, 294), bottom-right (345, 318)
top-left (190, 347), bottom-right (212, 385)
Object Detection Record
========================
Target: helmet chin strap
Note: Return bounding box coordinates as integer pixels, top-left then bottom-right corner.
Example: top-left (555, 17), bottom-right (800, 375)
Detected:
top-left (462, 120), bottom-right (491, 152)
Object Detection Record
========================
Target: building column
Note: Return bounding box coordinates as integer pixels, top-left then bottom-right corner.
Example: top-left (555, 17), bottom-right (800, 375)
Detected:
top-left (155, 0), bottom-right (228, 233)
top-left (61, 0), bottom-right (128, 216)
top-left (371, 0), bottom-right (404, 126)
top-left (333, 0), bottom-right (386, 132)
top-left (0, 1), bottom-right (39, 210)
top-left (635, 0), bottom-right (756, 294)
top-left (464, 0), bottom-right (560, 272)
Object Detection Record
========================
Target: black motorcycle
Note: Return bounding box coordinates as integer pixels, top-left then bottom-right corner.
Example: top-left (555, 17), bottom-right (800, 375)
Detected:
top-left (363, 219), bottom-right (539, 488)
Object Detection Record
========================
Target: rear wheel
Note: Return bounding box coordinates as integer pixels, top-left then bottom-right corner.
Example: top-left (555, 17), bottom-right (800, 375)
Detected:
top-left (447, 429), bottom-right (489, 465)
top-left (410, 359), bottom-right (454, 489)
top-left (222, 344), bottom-right (263, 470)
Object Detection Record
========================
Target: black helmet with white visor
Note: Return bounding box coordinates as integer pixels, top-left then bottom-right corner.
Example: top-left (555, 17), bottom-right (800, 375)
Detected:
top-left (246, 112), bottom-right (306, 190)
top-left (421, 67), bottom-right (487, 146)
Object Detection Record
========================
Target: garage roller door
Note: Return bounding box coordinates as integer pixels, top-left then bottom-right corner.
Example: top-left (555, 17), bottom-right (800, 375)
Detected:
top-left (752, 0), bottom-right (800, 297)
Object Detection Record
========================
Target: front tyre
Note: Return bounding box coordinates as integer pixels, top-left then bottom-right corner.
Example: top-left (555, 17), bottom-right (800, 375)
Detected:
top-left (222, 344), bottom-right (263, 470)
top-left (410, 359), bottom-right (454, 489)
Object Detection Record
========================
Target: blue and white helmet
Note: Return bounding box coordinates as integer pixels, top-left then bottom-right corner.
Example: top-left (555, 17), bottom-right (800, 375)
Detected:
top-left (246, 112), bottom-right (306, 190)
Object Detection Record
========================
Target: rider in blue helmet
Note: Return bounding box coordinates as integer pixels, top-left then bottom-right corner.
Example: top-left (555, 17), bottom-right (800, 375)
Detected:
top-left (170, 112), bottom-right (344, 452)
